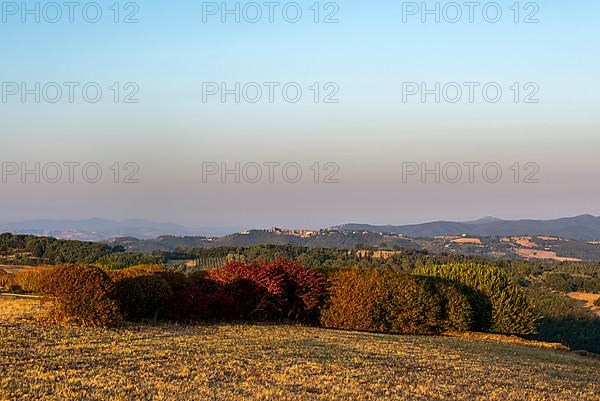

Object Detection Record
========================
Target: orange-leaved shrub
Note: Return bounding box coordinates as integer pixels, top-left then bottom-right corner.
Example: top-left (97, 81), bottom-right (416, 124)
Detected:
top-left (0, 269), bottom-right (14, 290)
top-left (14, 267), bottom-right (54, 294)
top-left (320, 269), bottom-right (446, 334)
top-left (42, 265), bottom-right (121, 327)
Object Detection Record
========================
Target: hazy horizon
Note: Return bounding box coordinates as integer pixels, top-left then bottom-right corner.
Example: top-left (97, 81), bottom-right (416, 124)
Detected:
top-left (3, 212), bottom-right (600, 234)
top-left (2, 1), bottom-right (599, 228)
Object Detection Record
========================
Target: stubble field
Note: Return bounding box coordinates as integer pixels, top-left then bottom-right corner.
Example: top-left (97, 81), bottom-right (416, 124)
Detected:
top-left (1, 298), bottom-right (599, 401)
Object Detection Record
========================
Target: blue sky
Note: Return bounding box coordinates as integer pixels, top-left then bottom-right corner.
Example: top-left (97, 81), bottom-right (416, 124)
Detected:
top-left (1, 0), bottom-right (599, 229)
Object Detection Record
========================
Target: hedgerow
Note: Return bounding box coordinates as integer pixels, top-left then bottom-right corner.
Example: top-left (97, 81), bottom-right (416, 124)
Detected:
top-left (33, 260), bottom-right (540, 340)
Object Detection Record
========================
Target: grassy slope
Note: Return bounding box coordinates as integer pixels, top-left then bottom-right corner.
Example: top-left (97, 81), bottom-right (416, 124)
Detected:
top-left (1, 299), bottom-right (599, 401)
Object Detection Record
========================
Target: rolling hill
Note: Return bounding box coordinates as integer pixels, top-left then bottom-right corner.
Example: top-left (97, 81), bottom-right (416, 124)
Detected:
top-left (107, 230), bottom-right (417, 253)
top-left (338, 214), bottom-right (600, 241)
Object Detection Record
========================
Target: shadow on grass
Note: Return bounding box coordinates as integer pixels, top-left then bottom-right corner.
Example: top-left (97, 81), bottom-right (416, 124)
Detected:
top-left (533, 318), bottom-right (600, 354)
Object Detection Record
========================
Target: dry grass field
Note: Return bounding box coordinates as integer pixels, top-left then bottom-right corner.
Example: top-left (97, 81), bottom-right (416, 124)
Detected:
top-left (1, 298), bottom-right (599, 401)
top-left (567, 292), bottom-right (600, 317)
top-left (0, 265), bottom-right (37, 275)
top-left (514, 248), bottom-right (582, 262)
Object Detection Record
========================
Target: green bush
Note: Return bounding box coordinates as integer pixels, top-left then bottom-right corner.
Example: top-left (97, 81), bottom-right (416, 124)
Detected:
top-left (127, 264), bottom-right (191, 293)
top-left (109, 265), bottom-right (186, 321)
top-left (543, 272), bottom-right (574, 293)
top-left (418, 277), bottom-right (475, 332)
top-left (414, 263), bottom-right (539, 335)
top-left (43, 265), bottom-right (121, 327)
top-left (320, 269), bottom-right (444, 335)
top-left (95, 253), bottom-right (166, 270)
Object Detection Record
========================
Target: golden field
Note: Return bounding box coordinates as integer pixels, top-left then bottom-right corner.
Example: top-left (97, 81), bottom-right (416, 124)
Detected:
top-left (1, 298), bottom-right (599, 401)
top-left (567, 292), bottom-right (600, 317)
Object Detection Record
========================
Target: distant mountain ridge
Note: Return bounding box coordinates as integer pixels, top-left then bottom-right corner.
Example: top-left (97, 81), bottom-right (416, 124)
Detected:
top-left (3, 214), bottom-right (600, 245)
top-left (5, 214), bottom-right (600, 260)
top-left (337, 215), bottom-right (600, 241)
top-left (0, 219), bottom-right (237, 241)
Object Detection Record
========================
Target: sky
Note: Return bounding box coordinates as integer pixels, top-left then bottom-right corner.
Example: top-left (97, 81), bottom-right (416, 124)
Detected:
top-left (1, 0), bottom-right (599, 230)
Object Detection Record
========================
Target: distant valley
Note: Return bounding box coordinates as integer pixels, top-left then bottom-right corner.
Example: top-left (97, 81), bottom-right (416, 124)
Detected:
top-left (108, 227), bottom-right (600, 262)
top-left (6, 215), bottom-right (600, 261)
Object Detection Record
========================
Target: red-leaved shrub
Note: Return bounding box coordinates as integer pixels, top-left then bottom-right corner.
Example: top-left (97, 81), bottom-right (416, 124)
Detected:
top-left (207, 260), bottom-right (286, 320)
top-left (171, 275), bottom-right (237, 322)
top-left (206, 258), bottom-right (326, 322)
top-left (275, 258), bottom-right (327, 323)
